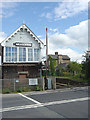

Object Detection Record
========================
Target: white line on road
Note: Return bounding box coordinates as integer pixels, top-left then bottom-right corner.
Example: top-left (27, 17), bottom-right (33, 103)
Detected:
top-left (1, 97), bottom-right (89, 112)
top-left (18, 93), bottom-right (41, 104)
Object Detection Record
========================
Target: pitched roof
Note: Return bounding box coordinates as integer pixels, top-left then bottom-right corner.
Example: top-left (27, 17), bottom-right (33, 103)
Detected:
top-left (62, 55), bottom-right (70, 60)
top-left (1, 23), bottom-right (44, 45)
top-left (48, 54), bottom-right (70, 60)
top-left (48, 55), bottom-right (58, 60)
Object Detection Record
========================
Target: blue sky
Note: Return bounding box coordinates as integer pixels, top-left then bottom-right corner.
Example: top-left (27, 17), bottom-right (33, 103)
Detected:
top-left (2, 2), bottom-right (87, 37)
top-left (0, 0), bottom-right (89, 63)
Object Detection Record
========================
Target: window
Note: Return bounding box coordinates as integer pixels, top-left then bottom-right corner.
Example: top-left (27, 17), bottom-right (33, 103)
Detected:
top-left (6, 47), bottom-right (11, 62)
top-left (34, 49), bottom-right (39, 61)
top-left (12, 47), bottom-right (17, 62)
top-left (19, 48), bottom-right (26, 61)
top-left (6, 47), bottom-right (17, 62)
top-left (28, 49), bottom-right (33, 61)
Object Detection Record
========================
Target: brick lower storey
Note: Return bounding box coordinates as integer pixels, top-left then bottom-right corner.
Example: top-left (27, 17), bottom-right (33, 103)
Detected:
top-left (2, 63), bottom-right (41, 79)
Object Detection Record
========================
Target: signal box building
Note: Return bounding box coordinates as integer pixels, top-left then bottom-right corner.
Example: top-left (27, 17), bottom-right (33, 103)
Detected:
top-left (0, 23), bottom-right (44, 79)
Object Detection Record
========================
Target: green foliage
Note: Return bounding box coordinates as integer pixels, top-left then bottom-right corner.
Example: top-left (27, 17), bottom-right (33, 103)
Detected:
top-left (50, 56), bottom-right (57, 76)
top-left (22, 87), bottom-right (29, 92)
top-left (56, 66), bottom-right (64, 76)
top-left (35, 85), bottom-right (41, 91)
top-left (82, 60), bottom-right (90, 79)
top-left (55, 61), bottom-right (88, 83)
top-left (87, 78), bottom-right (90, 82)
top-left (16, 88), bottom-right (22, 93)
top-left (2, 88), bottom-right (11, 94)
top-left (86, 60), bottom-right (90, 78)
top-left (63, 72), bottom-right (72, 77)
top-left (67, 62), bottom-right (82, 75)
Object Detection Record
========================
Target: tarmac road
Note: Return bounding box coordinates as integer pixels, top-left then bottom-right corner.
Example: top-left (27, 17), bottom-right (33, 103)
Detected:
top-left (1, 86), bottom-right (89, 119)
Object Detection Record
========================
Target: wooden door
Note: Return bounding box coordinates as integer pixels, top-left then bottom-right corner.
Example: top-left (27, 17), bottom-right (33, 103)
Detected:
top-left (19, 74), bottom-right (27, 79)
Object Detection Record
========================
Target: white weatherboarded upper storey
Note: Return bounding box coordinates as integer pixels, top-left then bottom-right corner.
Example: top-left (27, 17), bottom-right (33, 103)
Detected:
top-left (1, 23), bottom-right (44, 47)
top-left (1, 24), bottom-right (44, 63)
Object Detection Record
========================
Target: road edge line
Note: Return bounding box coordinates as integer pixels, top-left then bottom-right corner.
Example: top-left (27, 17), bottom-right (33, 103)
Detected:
top-left (18, 93), bottom-right (41, 104)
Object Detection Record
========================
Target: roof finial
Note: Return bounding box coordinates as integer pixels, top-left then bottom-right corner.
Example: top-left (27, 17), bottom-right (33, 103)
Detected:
top-left (23, 20), bottom-right (25, 24)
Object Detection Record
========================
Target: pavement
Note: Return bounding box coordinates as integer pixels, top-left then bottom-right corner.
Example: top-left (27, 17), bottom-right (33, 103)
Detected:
top-left (1, 86), bottom-right (89, 119)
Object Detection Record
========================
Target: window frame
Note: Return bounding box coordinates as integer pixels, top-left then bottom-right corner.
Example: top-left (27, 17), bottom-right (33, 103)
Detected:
top-left (5, 47), bottom-right (17, 62)
top-left (19, 47), bottom-right (26, 62)
top-left (28, 48), bottom-right (33, 61)
top-left (34, 48), bottom-right (39, 61)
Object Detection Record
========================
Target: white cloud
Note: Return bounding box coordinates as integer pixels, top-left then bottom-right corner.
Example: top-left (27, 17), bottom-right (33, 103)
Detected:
top-left (0, 32), bottom-right (7, 43)
top-left (40, 0), bottom-right (88, 21)
top-left (41, 20), bottom-right (88, 63)
top-left (49, 20), bottom-right (88, 51)
top-left (49, 47), bottom-right (83, 63)
top-left (0, 2), bottom-right (18, 18)
top-left (44, 6), bottom-right (50, 9)
top-left (54, 0), bottom-right (88, 20)
top-left (40, 13), bottom-right (45, 17)
top-left (40, 12), bottom-right (52, 19)
top-left (41, 46), bottom-right (84, 63)
top-left (46, 13), bottom-right (52, 19)
top-left (37, 35), bottom-right (43, 38)
top-left (49, 28), bottom-right (58, 32)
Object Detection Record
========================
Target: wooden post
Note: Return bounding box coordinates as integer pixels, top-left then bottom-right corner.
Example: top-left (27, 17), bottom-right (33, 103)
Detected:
top-left (46, 27), bottom-right (48, 77)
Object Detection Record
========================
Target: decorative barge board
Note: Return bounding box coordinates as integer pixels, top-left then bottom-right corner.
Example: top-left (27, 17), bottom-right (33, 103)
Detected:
top-left (1, 23), bottom-right (44, 79)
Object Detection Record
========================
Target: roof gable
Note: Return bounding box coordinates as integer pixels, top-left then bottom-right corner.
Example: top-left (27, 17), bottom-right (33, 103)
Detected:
top-left (1, 23), bottom-right (44, 46)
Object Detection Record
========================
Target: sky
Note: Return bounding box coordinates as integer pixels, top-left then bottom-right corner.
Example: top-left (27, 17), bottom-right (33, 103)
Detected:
top-left (0, 0), bottom-right (89, 63)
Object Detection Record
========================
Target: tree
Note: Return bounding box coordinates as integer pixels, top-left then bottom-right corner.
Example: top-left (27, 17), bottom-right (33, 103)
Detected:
top-left (56, 65), bottom-right (64, 76)
top-left (83, 60), bottom-right (90, 79)
top-left (86, 60), bottom-right (90, 78)
top-left (50, 56), bottom-right (57, 76)
top-left (67, 61), bottom-right (82, 75)
top-left (82, 51), bottom-right (90, 79)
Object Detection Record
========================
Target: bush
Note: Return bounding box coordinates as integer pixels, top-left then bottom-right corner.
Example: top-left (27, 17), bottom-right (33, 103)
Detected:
top-left (2, 88), bottom-right (11, 94)
top-left (35, 85), bottom-right (41, 91)
top-left (22, 87), bottom-right (29, 92)
top-left (63, 72), bottom-right (72, 77)
top-left (16, 88), bottom-right (22, 93)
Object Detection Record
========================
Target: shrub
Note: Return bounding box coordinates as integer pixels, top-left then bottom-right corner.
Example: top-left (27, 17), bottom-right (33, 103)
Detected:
top-left (35, 85), bottom-right (41, 91)
top-left (22, 87), bottom-right (29, 92)
top-left (16, 88), bottom-right (22, 93)
top-left (63, 72), bottom-right (72, 77)
top-left (2, 88), bottom-right (11, 94)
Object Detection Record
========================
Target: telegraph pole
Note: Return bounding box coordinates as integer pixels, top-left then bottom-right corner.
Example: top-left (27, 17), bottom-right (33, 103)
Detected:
top-left (44, 27), bottom-right (48, 90)
top-left (46, 27), bottom-right (48, 77)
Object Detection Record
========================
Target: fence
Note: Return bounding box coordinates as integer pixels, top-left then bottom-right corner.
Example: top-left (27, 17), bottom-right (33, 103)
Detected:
top-left (1, 77), bottom-right (56, 93)
top-left (2, 78), bottom-right (44, 93)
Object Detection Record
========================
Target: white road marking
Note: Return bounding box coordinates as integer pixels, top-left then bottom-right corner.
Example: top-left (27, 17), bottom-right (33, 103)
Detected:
top-left (1, 97), bottom-right (89, 112)
top-left (18, 93), bottom-right (41, 104)
top-left (24, 86), bottom-right (88, 96)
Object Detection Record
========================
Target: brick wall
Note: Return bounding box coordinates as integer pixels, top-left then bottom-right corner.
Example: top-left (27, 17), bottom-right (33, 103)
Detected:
top-left (2, 65), bottom-right (40, 79)
top-left (62, 59), bottom-right (70, 63)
